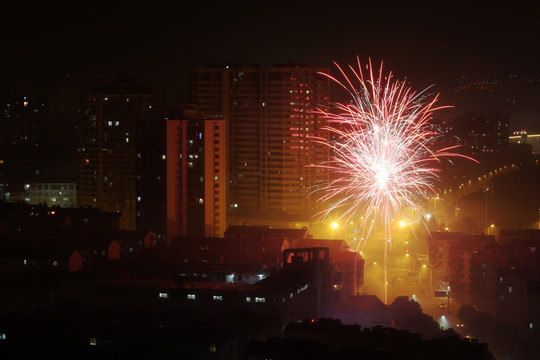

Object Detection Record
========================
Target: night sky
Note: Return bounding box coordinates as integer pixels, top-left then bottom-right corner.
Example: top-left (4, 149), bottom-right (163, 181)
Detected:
top-left (2, 1), bottom-right (539, 130)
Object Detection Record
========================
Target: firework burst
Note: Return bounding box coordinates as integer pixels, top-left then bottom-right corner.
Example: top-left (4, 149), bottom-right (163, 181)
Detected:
top-left (310, 57), bottom-right (475, 243)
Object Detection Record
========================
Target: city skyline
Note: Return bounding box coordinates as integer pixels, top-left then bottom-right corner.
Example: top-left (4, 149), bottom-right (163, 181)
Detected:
top-left (2, 3), bottom-right (540, 357)
top-left (2, 1), bottom-right (540, 132)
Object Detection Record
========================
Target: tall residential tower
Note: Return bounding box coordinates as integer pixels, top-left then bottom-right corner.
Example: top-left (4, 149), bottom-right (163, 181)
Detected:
top-left (166, 110), bottom-right (227, 242)
top-left (77, 74), bottom-right (168, 233)
top-left (189, 63), bottom-right (330, 223)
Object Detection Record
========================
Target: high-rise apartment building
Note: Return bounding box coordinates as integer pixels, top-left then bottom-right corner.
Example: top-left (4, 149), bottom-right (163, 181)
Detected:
top-left (0, 93), bottom-right (47, 151)
top-left (166, 110), bottom-right (227, 242)
top-left (189, 63), bottom-right (330, 222)
top-left (0, 94), bottom-right (49, 186)
top-left (77, 74), bottom-right (168, 232)
top-left (449, 112), bottom-right (510, 156)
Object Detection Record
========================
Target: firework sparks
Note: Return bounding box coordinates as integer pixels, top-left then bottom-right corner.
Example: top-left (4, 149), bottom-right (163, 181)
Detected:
top-left (310, 57), bottom-right (476, 241)
top-left (309, 57), bottom-right (477, 304)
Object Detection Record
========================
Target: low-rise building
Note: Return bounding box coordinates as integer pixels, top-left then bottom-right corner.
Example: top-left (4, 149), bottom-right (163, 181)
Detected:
top-left (23, 182), bottom-right (77, 208)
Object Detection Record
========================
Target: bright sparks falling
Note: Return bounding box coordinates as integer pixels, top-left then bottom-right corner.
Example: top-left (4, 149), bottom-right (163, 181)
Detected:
top-left (310, 57), bottom-right (476, 242)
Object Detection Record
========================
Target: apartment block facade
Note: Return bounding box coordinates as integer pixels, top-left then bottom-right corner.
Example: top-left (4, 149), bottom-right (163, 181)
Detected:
top-left (189, 63), bottom-right (330, 222)
top-left (77, 74), bottom-right (168, 232)
top-left (166, 111), bottom-right (227, 241)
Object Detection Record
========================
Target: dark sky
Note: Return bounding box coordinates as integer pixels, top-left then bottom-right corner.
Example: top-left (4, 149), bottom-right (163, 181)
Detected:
top-left (2, 1), bottom-right (539, 129)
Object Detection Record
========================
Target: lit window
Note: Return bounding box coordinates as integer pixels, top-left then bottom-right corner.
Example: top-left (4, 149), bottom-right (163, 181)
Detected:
top-left (245, 297), bottom-right (251, 302)
top-left (209, 344), bottom-right (217, 352)
top-left (187, 294), bottom-right (196, 300)
top-left (161, 155), bottom-right (166, 160)
top-left (89, 338), bottom-right (97, 346)
top-left (255, 297), bottom-right (265, 303)
top-left (508, 286), bottom-right (513, 293)
top-left (159, 292), bottom-right (169, 299)
top-left (53, 261), bottom-right (58, 267)
top-left (115, 121), bottom-right (119, 126)
top-left (213, 295), bottom-right (222, 301)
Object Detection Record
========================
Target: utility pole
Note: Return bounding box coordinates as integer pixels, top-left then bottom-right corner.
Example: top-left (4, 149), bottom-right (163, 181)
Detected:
top-left (484, 188), bottom-right (489, 234)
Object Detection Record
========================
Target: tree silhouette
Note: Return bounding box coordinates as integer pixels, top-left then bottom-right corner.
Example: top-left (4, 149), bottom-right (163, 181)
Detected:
top-left (391, 296), bottom-right (458, 340)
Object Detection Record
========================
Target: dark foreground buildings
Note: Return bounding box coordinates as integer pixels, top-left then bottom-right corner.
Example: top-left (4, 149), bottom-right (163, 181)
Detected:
top-left (0, 202), bottom-right (491, 358)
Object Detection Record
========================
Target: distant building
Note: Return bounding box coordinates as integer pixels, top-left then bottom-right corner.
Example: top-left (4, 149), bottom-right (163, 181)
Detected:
top-left (509, 131), bottom-right (540, 154)
top-left (0, 93), bottom-right (47, 151)
top-left (189, 63), bottom-right (331, 222)
top-left (449, 112), bottom-right (510, 156)
top-left (427, 231), bottom-right (495, 302)
top-left (22, 182), bottom-right (76, 208)
top-left (166, 111), bottom-right (227, 241)
top-left (449, 73), bottom-right (540, 134)
top-left (0, 94), bottom-right (52, 187)
top-left (77, 74), bottom-right (170, 233)
top-left (470, 248), bottom-right (509, 315)
top-left (467, 228), bottom-right (540, 332)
